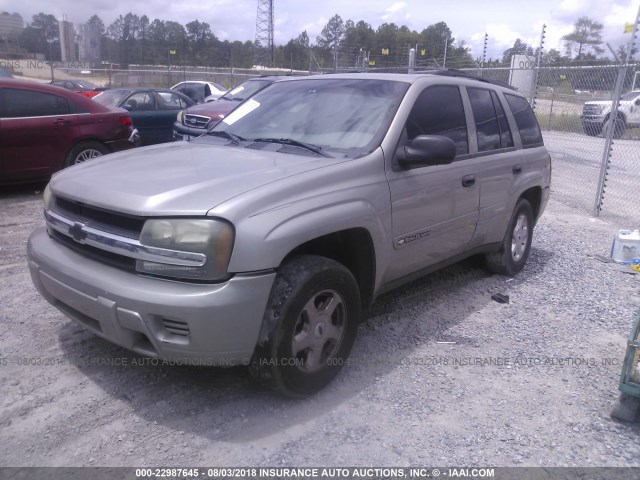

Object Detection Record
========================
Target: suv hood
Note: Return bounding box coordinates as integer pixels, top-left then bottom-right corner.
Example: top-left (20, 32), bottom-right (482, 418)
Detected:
top-left (50, 141), bottom-right (344, 216)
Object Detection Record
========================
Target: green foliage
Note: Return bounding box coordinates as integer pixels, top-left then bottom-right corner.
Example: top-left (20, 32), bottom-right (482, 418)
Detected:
top-left (22, 12), bottom-right (60, 61)
top-left (562, 16), bottom-right (604, 59)
top-left (26, 11), bottom-right (614, 72)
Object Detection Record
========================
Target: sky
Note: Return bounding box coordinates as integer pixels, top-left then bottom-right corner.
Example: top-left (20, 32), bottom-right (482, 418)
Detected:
top-left (1, 0), bottom-right (638, 59)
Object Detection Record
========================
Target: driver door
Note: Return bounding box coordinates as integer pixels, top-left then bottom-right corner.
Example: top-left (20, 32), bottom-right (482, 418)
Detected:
top-left (385, 84), bottom-right (480, 282)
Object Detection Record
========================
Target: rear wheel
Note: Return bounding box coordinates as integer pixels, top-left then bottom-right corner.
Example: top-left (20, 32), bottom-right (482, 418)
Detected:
top-left (64, 141), bottom-right (108, 167)
top-left (484, 198), bottom-right (534, 276)
top-left (249, 255), bottom-right (361, 397)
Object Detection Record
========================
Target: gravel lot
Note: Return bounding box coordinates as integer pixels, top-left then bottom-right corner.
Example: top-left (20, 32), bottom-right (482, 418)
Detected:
top-left (1, 183), bottom-right (639, 467)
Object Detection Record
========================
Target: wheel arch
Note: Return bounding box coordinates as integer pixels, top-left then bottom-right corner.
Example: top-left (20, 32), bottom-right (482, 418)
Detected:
top-left (605, 111), bottom-right (627, 125)
top-left (281, 228), bottom-right (376, 309)
top-left (519, 186), bottom-right (542, 223)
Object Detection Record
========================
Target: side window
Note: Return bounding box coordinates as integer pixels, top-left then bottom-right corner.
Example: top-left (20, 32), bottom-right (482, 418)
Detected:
top-left (406, 85), bottom-right (468, 155)
top-left (124, 92), bottom-right (155, 111)
top-left (2, 89), bottom-right (68, 118)
top-left (468, 88), bottom-right (500, 152)
top-left (68, 99), bottom-right (89, 114)
top-left (156, 92), bottom-right (188, 110)
top-left (491, 91), bottom-right (514, 148)
top-left (504, 93), bottom-right (543, 147)
top-left (467, 88), bottom-right (514, 152)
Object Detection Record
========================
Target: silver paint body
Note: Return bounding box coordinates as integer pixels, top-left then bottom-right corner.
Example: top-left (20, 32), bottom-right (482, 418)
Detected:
top-left (27, 73), bottom-right (551, 363)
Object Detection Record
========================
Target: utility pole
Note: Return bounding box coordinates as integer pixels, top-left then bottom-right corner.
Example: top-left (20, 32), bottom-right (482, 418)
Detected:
top-left (443, 38), bottom-right (448, 68)
top-left (479, 33), bottom-right (488, 75)
top-left (254, 0), bottom-right (274, 67)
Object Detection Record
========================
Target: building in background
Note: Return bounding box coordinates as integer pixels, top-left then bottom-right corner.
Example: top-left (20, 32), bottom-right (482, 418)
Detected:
top-left (59, 19), bottom-right (77, 62)
top-left (78, 22), bottom-right (100, 62)
top-left (0, 12), bottom-right (25, 58)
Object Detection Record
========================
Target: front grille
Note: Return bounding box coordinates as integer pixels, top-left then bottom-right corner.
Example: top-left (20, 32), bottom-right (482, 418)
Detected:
top-left (582, 104), bottom-right (603, 116)
top-left (54, 196), bottom-right (144, 239)
top-left (51, 229), bottom-right (136, 272)
top-left (183, 114), bottom-right (211, 128)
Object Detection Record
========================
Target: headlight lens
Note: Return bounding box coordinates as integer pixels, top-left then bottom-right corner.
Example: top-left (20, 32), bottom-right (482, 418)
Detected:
top-left (177, 110), bottom-right (184, 124)
top-left (43, 183), bottom-right (53, 210)
top-left (136, 219), bottom-right (234, 281)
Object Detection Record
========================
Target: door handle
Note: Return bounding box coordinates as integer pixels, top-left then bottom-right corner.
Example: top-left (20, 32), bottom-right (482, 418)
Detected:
top-left (462, 174), bottom-right (475, 187)
top-left (54, 118), bottom-right (70, 126)
top-left (513, 164), bottom-right (523, 174)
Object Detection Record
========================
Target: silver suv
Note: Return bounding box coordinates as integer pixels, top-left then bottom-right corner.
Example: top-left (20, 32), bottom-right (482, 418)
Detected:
top-left (28, 72), bottom-right (551, 396)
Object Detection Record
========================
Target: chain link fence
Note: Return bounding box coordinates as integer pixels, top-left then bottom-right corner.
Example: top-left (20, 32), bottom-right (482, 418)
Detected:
top-left (532, 65), bottom-right (640, 226)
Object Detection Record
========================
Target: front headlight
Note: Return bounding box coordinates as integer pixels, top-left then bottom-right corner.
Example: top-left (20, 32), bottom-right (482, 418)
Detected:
top-left (136, 219), bottom-right (234, 281)
top-left (43, 183), bottom-right (53, 211)
top-left (177, 110), bottom-right (184, 124)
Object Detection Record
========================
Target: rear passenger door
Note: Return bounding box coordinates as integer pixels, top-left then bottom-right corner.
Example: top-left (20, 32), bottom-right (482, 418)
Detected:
top-left (124, 91), bottom-right (158, 145)
top-left (0, 88), bottom-right (78, 182)
top-left (464, 87), bottom-right (518, 245)
top-left (385, 84), bottom-right (480, 280)
top-left (154, 91), bottom-right (190, 142)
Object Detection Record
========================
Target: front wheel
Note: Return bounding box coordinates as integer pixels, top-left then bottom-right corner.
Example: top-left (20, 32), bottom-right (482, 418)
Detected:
top-left (484, 198), bottom-right (534, 276)
top-left (249, 255), bottom-right (361, 397)
top-left (603, 116), bottom-right (625, 139)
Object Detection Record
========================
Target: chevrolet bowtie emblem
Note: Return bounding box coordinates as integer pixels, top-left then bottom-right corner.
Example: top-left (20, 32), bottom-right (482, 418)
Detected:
top-left (69, 222), bottom-right (88, 243)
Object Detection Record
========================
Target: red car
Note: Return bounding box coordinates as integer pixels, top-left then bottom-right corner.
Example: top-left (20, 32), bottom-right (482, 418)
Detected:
top-left (50, 79), bottom-right (107, 99)
top-left (0, 79), bottom-right (139, 184)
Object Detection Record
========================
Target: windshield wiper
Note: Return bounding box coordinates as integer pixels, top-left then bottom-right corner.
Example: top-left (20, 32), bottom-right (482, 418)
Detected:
top-left (252, 138), bottom-right (330, 157)
top-left (206, 130), bottom-right (245, 145)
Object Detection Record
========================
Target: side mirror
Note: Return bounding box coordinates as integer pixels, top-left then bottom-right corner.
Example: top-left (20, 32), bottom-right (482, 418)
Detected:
top-left (396, 135), bottom-right (457, 169)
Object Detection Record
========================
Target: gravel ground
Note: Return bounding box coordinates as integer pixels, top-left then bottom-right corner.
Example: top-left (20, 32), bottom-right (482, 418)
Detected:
top-left (0, 184), bottom-right (639, 467)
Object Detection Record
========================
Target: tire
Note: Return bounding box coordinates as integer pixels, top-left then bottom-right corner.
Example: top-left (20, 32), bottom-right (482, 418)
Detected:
top-left (603, 116), bottom-right (625, 140)
top-left (249, 255), bottom-right (361, 397)
top-left (64, 141), bottom-right (108, 167)
top-left (484, 198), bottom-right (534, 276)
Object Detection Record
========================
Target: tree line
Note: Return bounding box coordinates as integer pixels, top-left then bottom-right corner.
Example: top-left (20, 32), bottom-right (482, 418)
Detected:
top-left (17, 12), bottom-right (621, 70)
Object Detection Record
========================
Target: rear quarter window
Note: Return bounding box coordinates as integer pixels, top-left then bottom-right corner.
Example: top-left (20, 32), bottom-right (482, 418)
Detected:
top-left (504, 93), bottom-right (543, 148)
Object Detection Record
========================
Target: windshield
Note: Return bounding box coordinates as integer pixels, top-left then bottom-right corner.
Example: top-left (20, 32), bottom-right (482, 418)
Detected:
top-left (211, 78), bottom-right (408, 156)
top-left (93, 89), bottom-right (131, 107)
top-left (221, 80), bottom-right (272, 102)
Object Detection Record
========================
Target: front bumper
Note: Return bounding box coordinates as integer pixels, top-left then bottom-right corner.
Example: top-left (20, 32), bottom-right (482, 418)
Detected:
top-left (27, 227), bottom-right (275, 364)
top-left (580, 115), bottom-right (606, 124)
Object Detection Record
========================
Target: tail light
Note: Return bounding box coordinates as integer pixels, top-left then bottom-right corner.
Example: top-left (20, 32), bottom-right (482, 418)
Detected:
top-left (119, 116), bottom-right (133, 128)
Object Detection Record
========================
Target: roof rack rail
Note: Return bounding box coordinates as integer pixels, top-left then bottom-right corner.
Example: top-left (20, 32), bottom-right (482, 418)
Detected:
top-left (423, 68), bottom-right (517, 91)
